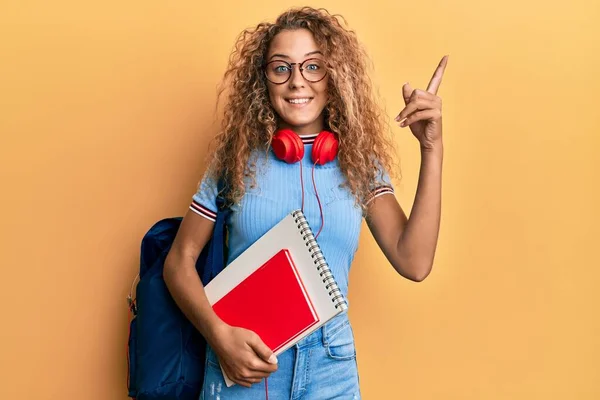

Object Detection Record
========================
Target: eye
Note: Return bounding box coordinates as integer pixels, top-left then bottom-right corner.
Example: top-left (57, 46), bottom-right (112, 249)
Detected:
top-left (275, 65), bottom-right (290, 73)
top-left (305, 63), bottom-right (320, 71)
top-left (270, 62), bottom-right (290, 74)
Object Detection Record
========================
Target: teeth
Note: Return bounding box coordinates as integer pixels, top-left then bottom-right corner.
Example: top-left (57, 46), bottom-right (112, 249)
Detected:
top-left (287, 98), bottom-right (310, 104)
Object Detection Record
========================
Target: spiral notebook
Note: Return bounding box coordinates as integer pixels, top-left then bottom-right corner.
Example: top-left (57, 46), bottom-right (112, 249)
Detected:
top-left (203, 209), bottom-right (347, 387)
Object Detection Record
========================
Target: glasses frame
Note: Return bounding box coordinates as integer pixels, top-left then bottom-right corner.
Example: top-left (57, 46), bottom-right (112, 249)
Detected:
top-left (264, 57), bottom-right (328, 85)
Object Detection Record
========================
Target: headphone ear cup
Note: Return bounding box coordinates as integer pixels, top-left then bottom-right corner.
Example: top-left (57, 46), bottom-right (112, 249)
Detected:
top-left (273, 129), bottom-right (304, 163)
top-left (312, 130), bottom-right (339, 165)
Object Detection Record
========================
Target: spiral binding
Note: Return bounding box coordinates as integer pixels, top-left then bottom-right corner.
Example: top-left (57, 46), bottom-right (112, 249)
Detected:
top-left (292, 210), bottom-right (348, 311)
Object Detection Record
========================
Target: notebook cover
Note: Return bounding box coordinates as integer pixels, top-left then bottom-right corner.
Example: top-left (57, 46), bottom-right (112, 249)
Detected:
top-left (211, 248), bottom-right (320, 352)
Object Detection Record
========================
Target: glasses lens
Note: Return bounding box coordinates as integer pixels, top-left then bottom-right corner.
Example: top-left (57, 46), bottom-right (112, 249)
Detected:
top-left (266, 61), bottom-right (291, 84)
top-left (301, 59), bottom-right (326, 82)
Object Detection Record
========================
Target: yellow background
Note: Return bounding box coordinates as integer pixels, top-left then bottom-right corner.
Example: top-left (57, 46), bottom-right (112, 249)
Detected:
top-left (1, 0), bottom-right (598, 399)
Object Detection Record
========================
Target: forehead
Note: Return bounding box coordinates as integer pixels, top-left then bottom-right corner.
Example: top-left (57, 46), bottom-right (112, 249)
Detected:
top-left (267, 28), bottom-right (321, 60)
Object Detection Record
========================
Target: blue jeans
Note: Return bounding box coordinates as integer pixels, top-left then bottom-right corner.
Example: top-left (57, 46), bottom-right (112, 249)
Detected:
top-left (200, 312), bottom-right (361, 399)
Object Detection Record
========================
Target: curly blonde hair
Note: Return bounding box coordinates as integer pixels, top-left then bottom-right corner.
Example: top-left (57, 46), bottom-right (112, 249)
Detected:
top-left (205, 6), bottom-right (398, 209)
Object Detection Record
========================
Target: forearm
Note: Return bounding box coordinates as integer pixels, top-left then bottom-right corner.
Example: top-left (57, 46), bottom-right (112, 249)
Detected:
top-left (163, 253), bottom-right (227, 345)
top-left (397, 143), bottom-right (443, 280)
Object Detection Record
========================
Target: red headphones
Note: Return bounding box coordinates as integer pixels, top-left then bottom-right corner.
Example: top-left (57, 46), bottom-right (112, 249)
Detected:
top-left (272, 129), bottom-right (339, 165)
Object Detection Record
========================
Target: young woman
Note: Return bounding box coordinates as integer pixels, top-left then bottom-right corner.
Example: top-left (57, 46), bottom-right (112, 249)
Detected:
top-left (164, 6), bottom-right (447, 399)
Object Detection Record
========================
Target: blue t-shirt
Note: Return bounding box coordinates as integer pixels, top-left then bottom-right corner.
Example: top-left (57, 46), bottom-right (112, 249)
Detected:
top-left (189, 134), bottom-right (394, 298)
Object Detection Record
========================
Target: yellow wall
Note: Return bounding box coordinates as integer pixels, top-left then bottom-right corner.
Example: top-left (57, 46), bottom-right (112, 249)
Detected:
top-left (1, 1), bottom-right (598, 399)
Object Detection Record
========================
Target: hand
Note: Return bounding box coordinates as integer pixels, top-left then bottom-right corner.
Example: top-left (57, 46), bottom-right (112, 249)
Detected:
top-left (395, 55), bottom-right (448, 151)
top-left (210, 325), bottom-right (279, 388)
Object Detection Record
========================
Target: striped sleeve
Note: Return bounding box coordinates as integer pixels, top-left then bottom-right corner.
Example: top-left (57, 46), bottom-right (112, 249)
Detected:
top-left (189, 172), bottom-right (219, 222)
top-left (364, 163), bottom-right (395, 206)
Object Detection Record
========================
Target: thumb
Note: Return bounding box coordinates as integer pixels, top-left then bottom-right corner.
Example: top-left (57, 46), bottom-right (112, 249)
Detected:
top-left (248, 333), bottom-right (278, 364)
top-left (402, 82), bottom-right (413, 105)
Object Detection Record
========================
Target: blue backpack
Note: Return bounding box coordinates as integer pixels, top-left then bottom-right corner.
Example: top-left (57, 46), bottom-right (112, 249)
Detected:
top-left (127, 187), bottom-right (230, 399)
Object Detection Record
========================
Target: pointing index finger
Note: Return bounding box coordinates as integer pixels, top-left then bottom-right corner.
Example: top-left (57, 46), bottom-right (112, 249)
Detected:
top-left (426, 55), bottom-right (449, 95)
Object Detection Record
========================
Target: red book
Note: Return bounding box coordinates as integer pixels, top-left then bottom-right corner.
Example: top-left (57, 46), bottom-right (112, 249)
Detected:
top-left (204, 211), bottom-right (348, 387)
top-left (212, 249), bottom-right (319, 352)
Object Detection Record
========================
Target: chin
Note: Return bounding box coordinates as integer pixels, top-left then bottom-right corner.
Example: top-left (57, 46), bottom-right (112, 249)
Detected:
top-left (278, 108), bottom-right (326, 131)
top-left (285, 116), bottom-right (319, 127)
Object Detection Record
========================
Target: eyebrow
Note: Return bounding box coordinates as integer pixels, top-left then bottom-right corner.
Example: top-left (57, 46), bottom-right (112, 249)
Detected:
top-left (269, 50), bottom-right (323, 60)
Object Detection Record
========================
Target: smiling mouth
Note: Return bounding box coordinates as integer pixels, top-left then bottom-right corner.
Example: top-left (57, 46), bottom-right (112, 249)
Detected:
top-left (286, 98), bottom-right (313, 104)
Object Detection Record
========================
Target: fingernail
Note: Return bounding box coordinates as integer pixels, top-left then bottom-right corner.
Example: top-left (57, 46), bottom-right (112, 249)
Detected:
top-left (268, 354), bottom-right (278, 364)
top-left (400, 120), bottom-right (407, 127)
top-left (394, 115), bottom-right (400, 121)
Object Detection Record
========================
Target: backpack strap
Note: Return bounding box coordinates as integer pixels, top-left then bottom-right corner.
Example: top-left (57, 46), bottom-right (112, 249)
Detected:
top-left (200, 177), bottom-right (231, 285)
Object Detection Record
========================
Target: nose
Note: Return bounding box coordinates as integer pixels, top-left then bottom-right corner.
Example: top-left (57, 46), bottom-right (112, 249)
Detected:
top-left (288, 64), bottom-right (306, 89)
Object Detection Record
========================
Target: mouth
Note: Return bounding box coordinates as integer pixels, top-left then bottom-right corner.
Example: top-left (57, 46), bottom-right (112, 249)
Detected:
top-left (285, 97), bottom-right (313, 107)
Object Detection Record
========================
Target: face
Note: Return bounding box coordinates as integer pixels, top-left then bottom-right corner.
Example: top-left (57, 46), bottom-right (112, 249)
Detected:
top-left (265, 29), bottom-right (329, 135)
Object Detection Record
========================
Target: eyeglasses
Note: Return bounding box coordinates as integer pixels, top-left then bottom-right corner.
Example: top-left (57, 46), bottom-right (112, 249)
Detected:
top-left (264, 58), bottom-right (327, 84)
